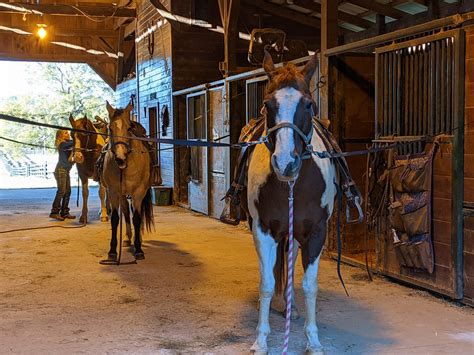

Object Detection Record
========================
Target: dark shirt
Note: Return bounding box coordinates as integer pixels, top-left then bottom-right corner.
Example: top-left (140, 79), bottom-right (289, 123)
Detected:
top-left (57, 140), bottom-right (74, 170)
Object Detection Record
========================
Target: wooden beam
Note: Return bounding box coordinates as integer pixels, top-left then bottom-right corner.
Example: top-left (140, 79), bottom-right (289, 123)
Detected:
top-left (124, 19), bottom-right (136, 38)
top-left (116, 25), bottom-right (125, 85)
top-left (219, 0), bottom-right (240, 76)
top-left (247, 0), bottom-right (321, 28)
top-left (0, 2), bottom-right (136, 18)
top-left (0, 24), bottom-right (117, 38)
top-left (345, 0), bottom-right (408, 19)
top-left (289, 0), bottom-right (373, 29)
top-left (320, 0), bottom-right (339, 121)
top-left (89, 62), bottom-right (116, 90)
top-left (0, 50), bottom-right (116, 64)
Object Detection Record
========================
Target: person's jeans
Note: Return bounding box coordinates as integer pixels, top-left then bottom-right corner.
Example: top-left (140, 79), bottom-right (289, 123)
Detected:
top-left (51, 166), bottom-right (71, 216)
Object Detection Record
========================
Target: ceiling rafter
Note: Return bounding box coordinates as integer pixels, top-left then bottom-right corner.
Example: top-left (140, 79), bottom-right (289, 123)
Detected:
top-left (248, 0), bottom-right (321, 28)
top-left (343, 0), bottom-right (409, 19)
top-left (0, 2), bottom-right (136, 18)
top-left (285, 0), bottom-right (373, 29)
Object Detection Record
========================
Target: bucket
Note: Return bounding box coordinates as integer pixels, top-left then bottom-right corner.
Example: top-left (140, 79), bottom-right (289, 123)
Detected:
top-left (152, 186), bottom-right (172, 206)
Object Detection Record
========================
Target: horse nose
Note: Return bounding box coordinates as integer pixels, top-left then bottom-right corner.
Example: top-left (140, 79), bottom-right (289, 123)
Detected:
top-left (115, 158), bottom-right (127, 169)
top-left (284, 154), bottom-right (301, 176)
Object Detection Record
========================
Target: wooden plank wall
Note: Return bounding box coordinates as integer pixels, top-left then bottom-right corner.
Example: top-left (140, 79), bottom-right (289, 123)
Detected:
top-left (115, 78), bottom-right (137, 108)
top-left (463, 26), bottom-right (474, 302)
top-left (171, 1), bottom-right (223, 91)
top-left (115, 0), bottom-right (174, 186)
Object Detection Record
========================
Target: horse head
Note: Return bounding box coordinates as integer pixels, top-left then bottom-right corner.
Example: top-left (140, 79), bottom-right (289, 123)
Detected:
top-left (262, 50), bottom-right (318, 182)
top-left (106, 100), bottom-right (133, 169)
top-left (69, 114), bottom-right (95, 164)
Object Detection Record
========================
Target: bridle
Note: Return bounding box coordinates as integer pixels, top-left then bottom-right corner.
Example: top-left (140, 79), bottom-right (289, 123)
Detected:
top-left (260, 97), bottom-right (316, 160)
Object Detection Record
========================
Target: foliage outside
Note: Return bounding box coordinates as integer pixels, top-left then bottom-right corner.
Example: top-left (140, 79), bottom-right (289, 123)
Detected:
top-left (0, 63), bottom-right (114, 158)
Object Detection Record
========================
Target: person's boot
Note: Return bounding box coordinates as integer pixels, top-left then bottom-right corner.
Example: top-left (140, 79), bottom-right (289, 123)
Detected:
top-left (49, 213), bottom-right (65, 221)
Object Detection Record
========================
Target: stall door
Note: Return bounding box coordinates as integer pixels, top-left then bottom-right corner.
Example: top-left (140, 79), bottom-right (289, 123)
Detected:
top-left (187, 91), bottom-right (208, 214)
top-left (208, 86), bottom-right (230, 218)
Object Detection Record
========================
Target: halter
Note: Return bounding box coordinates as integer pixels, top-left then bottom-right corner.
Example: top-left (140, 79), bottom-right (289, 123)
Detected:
top-left (260, 102), bottom-right (316, 160)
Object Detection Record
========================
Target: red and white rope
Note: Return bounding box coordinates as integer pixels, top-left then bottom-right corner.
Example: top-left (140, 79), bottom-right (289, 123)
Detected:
top-left (283, 180), bottom-right (296, 354)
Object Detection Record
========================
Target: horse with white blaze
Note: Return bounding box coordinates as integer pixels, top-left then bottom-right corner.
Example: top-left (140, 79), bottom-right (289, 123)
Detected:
top-left (246, 52), bottom-right (336, 354)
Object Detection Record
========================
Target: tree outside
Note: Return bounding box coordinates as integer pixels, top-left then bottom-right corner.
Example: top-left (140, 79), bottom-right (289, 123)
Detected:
top-left (0, 62), bottom-right (114, 188)
top-left (0, 62), bottom-right (114, 158)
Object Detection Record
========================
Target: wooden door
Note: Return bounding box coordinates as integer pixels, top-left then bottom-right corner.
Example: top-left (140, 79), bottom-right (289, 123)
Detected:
top-left (187, 91), bottom-right (208, 214)
top-left (208, 86), bottom-right (230, 218)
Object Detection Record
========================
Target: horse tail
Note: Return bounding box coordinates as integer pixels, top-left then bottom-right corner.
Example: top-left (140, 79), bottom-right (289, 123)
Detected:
top-left (274, 237), bottom-right (287, 296)
top-left (141, 188), bottom-right (154, 232)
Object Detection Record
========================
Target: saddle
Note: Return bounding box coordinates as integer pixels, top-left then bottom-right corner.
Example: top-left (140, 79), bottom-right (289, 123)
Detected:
top-left (95, 121), bottom-right (162, 186)
top-left (220, 116), bottom-right (364, 225)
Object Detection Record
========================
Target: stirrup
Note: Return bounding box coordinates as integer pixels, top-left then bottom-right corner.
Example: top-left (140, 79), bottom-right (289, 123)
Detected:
top-left (346, 195), bottom-right (364, 224)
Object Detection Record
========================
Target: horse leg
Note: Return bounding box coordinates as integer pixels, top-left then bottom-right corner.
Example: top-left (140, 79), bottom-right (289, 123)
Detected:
top-left (79, 176), bottom-right (89, 224)
top-left (99, 183), bottom-right (108, 222)
top-left (284, 239), bottom-right (300, 320)
top-left (251, 222), bottom-right (277, 355)
top-left (106, 193), bottom-right (120, 260)
top-left (302, 235), bottom-right (324, 354)
top-left (131, 199), bottom-right (145, 259)
top-left (121, 196), bottom-right (132, 247)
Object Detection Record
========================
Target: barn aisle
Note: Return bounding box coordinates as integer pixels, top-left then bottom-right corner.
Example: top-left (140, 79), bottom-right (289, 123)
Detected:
top-left (0, 188), bottom-right (472, 354)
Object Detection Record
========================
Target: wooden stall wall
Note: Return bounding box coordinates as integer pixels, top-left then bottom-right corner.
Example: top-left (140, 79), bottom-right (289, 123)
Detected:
top-left (328, 54), bottom-right (375, 261)
top-left (136, 0), bottom-right (174, 187)
top-left (115, 78), bottom-right (137, 109)
top-left (171, 0), bottom-right (223, 91)
top-left (463, 25), bottom-right (474, 304)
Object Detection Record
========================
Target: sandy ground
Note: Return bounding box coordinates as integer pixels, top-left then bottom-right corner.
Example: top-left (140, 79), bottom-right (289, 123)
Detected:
top-left (0, 188), bottom-right (473, 354)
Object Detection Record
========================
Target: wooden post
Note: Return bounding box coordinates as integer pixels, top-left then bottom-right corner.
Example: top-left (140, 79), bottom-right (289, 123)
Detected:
top-left (218, 0), bottom-right (240, 77)
top-left (116, 25), bottom-right (125, 86)
top-left (320, 0), bottom-right (338, 122)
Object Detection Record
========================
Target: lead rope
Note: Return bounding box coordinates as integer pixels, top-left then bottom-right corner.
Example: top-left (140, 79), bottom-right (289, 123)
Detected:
top-left (283, 180), bottom-right (296, 355)
top-left (117, 170), bottom-right (123, 266)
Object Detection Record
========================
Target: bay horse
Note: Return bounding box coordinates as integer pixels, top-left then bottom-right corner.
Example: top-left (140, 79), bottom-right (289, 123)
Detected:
top-left (247, 52), bottom-right (336, 354)
top-left (69, 115), bottom-right (108, 224)
top-left (101, 102), bottom-right (154, 260)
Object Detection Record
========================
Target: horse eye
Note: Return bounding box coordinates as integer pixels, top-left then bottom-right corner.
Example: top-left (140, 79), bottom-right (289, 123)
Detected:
top-left (303, 98), bottom-right (313, 110)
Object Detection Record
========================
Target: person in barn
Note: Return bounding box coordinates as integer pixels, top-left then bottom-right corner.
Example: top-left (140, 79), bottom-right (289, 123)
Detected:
top-left (49, 129), bottom-right (75, 221)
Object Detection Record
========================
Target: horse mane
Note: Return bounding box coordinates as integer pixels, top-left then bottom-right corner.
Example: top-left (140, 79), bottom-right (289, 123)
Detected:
top-left (265, 63), bottom-right (308, 95)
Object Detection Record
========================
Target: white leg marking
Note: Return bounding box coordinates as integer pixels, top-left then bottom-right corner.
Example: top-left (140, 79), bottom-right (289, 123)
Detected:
top-left (302, 253), bottom-right (323, 354)
top-left (311, 131), bottom-right (336, 217)
top-left (251, 221), bottom-right (278, 354)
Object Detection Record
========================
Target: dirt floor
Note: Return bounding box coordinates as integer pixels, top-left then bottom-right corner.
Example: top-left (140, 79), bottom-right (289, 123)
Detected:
top-left (0, 188), bottom-right (473, 354)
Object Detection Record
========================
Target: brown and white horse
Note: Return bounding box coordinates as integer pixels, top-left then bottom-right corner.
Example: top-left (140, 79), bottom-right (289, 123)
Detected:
top-left (101, 102), bottom-right (154, 260)
top-left (69, 115), bottom-right (108, 224)
top-left (247, 53), bottom-right (336, 354)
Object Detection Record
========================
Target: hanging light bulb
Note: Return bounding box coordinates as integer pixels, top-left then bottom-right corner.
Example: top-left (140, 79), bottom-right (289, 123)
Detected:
top-left (36, 24), bottom-right (47, 39)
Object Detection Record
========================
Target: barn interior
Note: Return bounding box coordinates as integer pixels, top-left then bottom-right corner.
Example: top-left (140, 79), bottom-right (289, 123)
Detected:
top-left (0, 0), bottom-right (473, 310)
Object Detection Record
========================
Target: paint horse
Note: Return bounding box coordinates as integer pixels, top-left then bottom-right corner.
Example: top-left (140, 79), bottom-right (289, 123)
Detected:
top-left (101, 102), bottom-right (154, 260)
top-left (69, 115), bottom-right (109, 224)
top-left (246, 52), bottom-right (336, 354)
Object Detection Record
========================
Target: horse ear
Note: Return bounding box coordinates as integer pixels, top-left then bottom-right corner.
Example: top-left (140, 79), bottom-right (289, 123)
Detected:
top-left (106, 101), bottom-right (115, 118)
top-left (69, 114), bottom-right (75, 127)
top-left (301, 52), bottom-right (319, 85)
top-left (126, 100), bottom-right (133, 112)
top-left (263, 49), bottom-right (275, 78)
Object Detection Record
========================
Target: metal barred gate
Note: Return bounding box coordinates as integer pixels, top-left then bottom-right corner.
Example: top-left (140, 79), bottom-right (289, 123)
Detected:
top-left (374, 29), bottom-right (465, 298)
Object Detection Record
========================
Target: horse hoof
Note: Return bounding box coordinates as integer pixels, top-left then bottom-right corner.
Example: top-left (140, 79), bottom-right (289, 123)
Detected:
top-left (122, 240), bottom-right (132, 247)
top-left (101, 216), bottom-right (108, 222)
top-left (79, 216), bottom-right (87, 224)
top-left (108, 253), bottom-right (117, 261)
top-left (135, 252), bottom-right (145, 260)
top-left (250, 341), bottom-right (268, 355)
top-left (306, 346), bottom-right (324, 355)
top-left (291, 307), bottom-right (300, 320)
